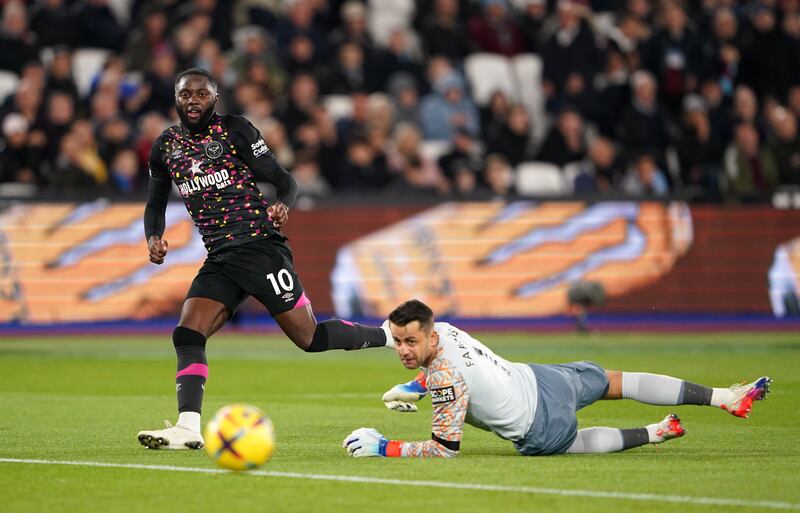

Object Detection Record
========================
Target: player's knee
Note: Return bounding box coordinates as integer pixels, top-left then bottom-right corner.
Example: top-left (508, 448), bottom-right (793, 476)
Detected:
top-left (604, 370), bottom-right (623, 399)
top-left (176, 316), bottom-right (212, 338)
top-left (280, 323), bottom-right (315, 351)
top-left (173, 326), bottom-right (207, 350)
top-left (303, 323), bottom-right (327, 352)
top-left (178, 298), bottom-right (229, 337)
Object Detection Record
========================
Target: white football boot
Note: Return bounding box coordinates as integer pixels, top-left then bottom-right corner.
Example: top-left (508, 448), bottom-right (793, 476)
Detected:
top-left (653, 413), bottom-right (686, 441)
top-left (720, 376), bottom-right (772, 418)
top-left (137, 420), bottom-right (204, 450)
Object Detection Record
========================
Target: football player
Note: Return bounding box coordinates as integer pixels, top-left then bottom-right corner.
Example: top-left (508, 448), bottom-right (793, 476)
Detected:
top-left (343, 300), bottom-right (771, 457)
top-left (137, 69), bottom-right (393, 450)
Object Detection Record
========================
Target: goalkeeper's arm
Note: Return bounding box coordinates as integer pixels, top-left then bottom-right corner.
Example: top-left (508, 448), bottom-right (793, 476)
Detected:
top-left (345, 363), bottom-right (467, 458)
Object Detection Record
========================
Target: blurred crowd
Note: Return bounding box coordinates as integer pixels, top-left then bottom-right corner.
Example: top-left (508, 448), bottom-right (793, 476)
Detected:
top-left (0, 0), bottom-right (799, 203)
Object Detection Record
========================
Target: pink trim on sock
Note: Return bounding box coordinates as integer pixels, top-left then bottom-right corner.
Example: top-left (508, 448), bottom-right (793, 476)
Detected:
top-left (293, 292), bottom-right (311, 309)
top-left (176, 363), bottom-right (208, 379)
top-left (340, 320), bottom-right (355, 326)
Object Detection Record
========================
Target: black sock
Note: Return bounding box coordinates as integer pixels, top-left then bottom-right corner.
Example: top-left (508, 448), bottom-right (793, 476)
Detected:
top-left (620, 428), bottom-right (650, 450)
top-left (173, 326), bottom-right (207, 413)
top-left (306, 319), bottom-right (387, 352)
top-left (680, 381), bottom-right (713, 405)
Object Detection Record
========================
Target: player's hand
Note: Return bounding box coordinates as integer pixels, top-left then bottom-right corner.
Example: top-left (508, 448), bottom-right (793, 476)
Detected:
top-left (267, 202), bottom-right (289, 229)
top-left (147, 236), bottom-right (168, 265)
top-left (384, 400), bottom-right (418, 413)
top-left (342, 427), bottom-right (387, 457)
top-left (382, 378), bottom-right (428, 413)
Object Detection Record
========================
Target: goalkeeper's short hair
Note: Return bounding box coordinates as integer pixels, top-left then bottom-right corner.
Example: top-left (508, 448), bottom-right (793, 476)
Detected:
top-left (389, 300), bottom-right (434, 333)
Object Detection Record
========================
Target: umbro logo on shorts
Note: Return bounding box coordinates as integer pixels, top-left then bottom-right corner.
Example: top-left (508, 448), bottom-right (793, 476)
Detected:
top-left (282, 292), bottom-right (294, 302)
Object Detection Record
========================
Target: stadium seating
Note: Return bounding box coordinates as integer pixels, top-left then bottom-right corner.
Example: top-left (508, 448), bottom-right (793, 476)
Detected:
top-left (0, 182), bottom-right (37, 198)
top-left (0, 71), bottom-right (19, 103)
top-left (108, 0), bottom-right (133, 25)
top-left (515, 161), bottom-right (566, 196)
top-left (72, 48), bottom-right (112, 99)
top-left (561, 161), bottom-right (582, 194)
top-left (420, 140), bottom-right (452, 162)
top-left (464, 53), bottom-right (519, 106)
top-left (368, 0), bottom-right (415, 46)
top-left (511, 53), bottom-right (546, 141)
top-left (39, 47), bottom-right (54, 67)
top-left (322, 95), bottom-right (354, 122)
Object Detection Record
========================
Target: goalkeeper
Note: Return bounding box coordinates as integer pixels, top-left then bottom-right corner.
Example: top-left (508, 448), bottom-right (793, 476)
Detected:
top-left (343, 300), bottom-right (772, 458)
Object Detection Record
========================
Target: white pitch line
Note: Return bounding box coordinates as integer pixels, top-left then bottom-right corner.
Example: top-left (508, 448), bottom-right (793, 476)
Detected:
top-left (1, 458), bottom-right (797, 511)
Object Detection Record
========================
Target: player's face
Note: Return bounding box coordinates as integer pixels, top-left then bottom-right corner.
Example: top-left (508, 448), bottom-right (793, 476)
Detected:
top-left (175, 75), bottom-right (218, 131)
top-left (390, 321), bottom-right (438, 369)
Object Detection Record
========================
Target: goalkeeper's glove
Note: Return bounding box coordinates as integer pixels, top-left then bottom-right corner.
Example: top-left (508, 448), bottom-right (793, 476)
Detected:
top-left (342, 428), bottom-right (403, 457)
top-left (382, 372), bottom-right (428, 412)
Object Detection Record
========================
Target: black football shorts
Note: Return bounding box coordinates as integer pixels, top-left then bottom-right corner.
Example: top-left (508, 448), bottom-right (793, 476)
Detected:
top-left (186, 235), bottom-right (307, 316)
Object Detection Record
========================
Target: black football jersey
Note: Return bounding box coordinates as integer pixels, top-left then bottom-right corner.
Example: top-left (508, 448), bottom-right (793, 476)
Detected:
top-left (148, 114), bottom-right (295, 253)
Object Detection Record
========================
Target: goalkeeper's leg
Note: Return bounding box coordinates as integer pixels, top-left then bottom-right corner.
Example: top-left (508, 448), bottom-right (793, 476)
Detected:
top-left (566, 414), bottom-right (685, 454)
top-left (605, 370), bottom-right (772, 418)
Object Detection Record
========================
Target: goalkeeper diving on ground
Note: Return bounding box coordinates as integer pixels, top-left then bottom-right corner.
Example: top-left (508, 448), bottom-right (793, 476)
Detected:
top-left (343, 300), bottom-right (772, 458)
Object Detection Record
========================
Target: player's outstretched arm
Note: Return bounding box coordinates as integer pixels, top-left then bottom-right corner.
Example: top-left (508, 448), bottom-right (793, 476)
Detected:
top-left (342, 427), bottom-right (460, 458)
top-left (344, 361), bottom-right (468, 458)
top-left (342, 428), bottom-right (399, 457)
top-left (382, 371), bottom-right (428, 413)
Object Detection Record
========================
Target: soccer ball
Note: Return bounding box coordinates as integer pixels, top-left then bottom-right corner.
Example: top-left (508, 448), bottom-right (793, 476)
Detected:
top-left (204, 404), bottom-right (275, 471)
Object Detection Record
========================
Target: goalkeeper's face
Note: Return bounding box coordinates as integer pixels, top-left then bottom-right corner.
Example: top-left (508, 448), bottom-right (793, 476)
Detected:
top-left (390, 321), bottom-right (439, 369)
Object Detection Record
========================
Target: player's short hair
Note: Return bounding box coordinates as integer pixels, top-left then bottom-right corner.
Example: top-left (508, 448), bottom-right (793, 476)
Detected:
top-left (175, 68), bottom-right (218, 92)
top-left (389, 300), bottom-right (434, 333)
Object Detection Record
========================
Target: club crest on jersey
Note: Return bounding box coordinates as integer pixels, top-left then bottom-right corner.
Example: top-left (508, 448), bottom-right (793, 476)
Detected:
top-left (430, 386), bottom-right (456, 405)
top-left (205, 140), bottom-right (223, 159)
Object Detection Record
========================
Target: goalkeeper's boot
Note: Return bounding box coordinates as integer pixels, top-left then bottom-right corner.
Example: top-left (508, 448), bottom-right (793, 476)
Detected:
top-left (654, 413), bottom-right (686, 441)
top-left (137, 420), bottom-right (204, 450)
top-left (721, 376), bottom-right (772, 418)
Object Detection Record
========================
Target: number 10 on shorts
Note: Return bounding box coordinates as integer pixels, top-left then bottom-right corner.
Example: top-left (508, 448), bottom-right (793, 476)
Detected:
top-left (266, 269), bottom-right (294, 295)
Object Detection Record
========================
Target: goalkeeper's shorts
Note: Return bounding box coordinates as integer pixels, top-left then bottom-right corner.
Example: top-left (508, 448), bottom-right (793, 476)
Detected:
top-left (514, 361), bottom-right (608, 456)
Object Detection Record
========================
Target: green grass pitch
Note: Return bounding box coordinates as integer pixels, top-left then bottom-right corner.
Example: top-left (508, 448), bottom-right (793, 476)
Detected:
top-left (1, 331), bottom-right (798, 513)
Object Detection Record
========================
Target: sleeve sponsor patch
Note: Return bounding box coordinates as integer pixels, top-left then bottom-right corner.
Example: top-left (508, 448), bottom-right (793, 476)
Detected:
top-left (251, 139), bottom-right (269, 158)
top-left (430, 386), bottom-right (456, 405)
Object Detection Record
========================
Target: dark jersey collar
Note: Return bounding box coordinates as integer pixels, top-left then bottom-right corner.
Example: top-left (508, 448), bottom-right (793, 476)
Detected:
top-left (179, 112), bottom-right (221, 137)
